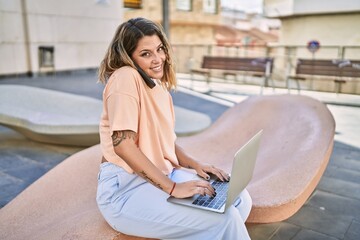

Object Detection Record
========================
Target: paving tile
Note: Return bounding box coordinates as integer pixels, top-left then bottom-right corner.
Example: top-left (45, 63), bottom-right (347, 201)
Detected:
top-left (0, 194), bottom-right (18, 208)
top-left (0, 70), bottom-right (103, 100)
top-left (334, 145), bottom-right (360, 160)
top-left (1, 180), bottom-right (29, 198)
top-left (330, 157), bottom-right (360, 172)
top-left (329, 150), bottom-right (360, 166)
top-left (292, 229), bottom-right (339, 240)
top-left (247, 222), bottom-right (280, 240)
top-left (0, 172), bottom-right (28, 208)
top-left (0, 171), bottom-right (23, 188)
top-left (307, 190), bottom-right (360, 220)
top-left (329, 143), bottom-right (360, 172)
top-left (1, 141), bottom-right (79, 170)
top-left (286, 204), bottom-right (352, 239)
top-left (318, 176), bottom-right (360, 200)
top-left (8, 147), bottom-right (64, 162)
top-left (332, 140), bottom-right (360, 151)
top-left (0, 183), bottom-right (29, 208)
top-left (269, 222), bottom-right (301, 240)
top-left (0, 150), bottom-right (32, 170)
top-left (345, 220), bottom-right (360, 240)
top-left (323, 165), bottom-right (360, 185)
top-left (3, 162), bottom-right (48, 187)
top-left (0, 142), bottom-right (78, 207)
top-left (9, 147), bottom-right (70, 170)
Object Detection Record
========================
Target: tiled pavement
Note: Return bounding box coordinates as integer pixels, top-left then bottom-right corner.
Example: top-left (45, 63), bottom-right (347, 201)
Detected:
top-left (0, 70), bottom-right (359, 240)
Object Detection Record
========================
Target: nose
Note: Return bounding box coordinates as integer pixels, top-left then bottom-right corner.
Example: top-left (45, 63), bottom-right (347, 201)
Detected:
top-left (152, 52), bottom-right (162, 63)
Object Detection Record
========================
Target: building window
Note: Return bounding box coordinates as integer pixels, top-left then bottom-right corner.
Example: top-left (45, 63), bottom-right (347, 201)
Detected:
top-left (203, 0), bottom-right (217, 14)
top-left (38, 46), bottom-right (54, 68)
top-left (124, 0), bottom-right (142, 9)
top-left (176, 0), bottom-right (192, 11)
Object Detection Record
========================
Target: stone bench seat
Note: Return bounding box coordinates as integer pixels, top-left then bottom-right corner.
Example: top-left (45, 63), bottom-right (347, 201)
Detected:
top-left (0, 85), bottom-right (102, 146)
top-left (0, 85), bottom-right (211, 146)
top-left (177, 95), bottom-right (335, 223)
top-left (0, 94), bottom-right (335, 239)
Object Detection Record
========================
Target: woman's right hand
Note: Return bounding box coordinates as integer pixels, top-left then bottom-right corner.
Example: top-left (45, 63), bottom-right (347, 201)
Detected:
top-left (170, 180), bottom-right (216, 199)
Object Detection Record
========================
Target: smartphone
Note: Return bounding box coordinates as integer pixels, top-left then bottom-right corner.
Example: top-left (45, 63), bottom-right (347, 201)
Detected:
top-left (134, 63), bottom-right (156, 89)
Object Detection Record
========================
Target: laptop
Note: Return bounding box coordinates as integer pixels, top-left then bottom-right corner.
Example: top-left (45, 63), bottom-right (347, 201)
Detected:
top-left (167, 130), bottom-right (263, 213)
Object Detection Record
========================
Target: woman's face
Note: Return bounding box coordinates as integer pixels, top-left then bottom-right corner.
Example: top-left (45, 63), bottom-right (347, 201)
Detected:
top-left (131, 34), bottom-right (166, 80)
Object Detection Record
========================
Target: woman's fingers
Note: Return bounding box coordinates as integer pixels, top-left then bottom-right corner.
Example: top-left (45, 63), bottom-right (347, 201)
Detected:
top-left (194, 180), bottom-right (215, 197)
top-left (204, 187), bottom-right (217, 198)
top-left (197, 169), bottom-right (210, 180)
top-left (196, 186), bottom-right (206, 196)
top-left (218, 169), bottom-right (230, 182)
top-left (205, 166), bottom-right (229, 182)
top-left (212, 169), bottom-right (225, 181)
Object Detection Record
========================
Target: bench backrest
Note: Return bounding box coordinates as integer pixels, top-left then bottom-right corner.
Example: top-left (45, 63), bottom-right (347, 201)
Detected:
top-left (202, 56), bottom-right (274, 74)
top-left (296, 59), bottom-right (360, 78)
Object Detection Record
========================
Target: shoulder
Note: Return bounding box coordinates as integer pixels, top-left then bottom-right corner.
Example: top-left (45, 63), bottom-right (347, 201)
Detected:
top-left (111, 66), bottom-right (141, 83)
top-left (115, 65), bottom-right (138, 75)
top-left (104, 66), bottom-right (144, 98)
top-left (107, 66), bottom-right (143, 90)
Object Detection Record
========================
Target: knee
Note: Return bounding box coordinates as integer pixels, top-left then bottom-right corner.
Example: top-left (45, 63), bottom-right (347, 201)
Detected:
top-left (220, 206), bottom-right (244, 229)
top-left (235, 189), bottom-right (252, 221)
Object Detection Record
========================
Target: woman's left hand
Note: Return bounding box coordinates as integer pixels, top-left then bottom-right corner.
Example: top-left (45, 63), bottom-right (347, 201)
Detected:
top-left (194, 163), bottom-right (230, 182)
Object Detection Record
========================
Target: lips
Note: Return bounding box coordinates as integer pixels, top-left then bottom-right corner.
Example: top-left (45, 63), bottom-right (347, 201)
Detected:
top-left (151, 65), bottom-right (163, 72)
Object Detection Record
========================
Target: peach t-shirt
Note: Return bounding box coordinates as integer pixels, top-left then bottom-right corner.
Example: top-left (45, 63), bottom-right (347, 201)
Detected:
top-left (99, 66), bottom-right (179, 175)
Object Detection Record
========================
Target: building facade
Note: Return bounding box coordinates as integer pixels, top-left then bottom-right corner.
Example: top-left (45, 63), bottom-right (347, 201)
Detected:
top-left (0, 0), bottom-right (123, 76)
top-left (263, 0), bottom-right (360, 93)
top-left (124, 0), bottom-right (222, 45)
top-left (263, 0), bottom-right (360, 57)
top-left (124, 0), bottom-right (278, 73)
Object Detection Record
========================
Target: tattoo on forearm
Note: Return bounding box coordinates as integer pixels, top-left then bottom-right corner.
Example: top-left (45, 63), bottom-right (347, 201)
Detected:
top-left (112, 130), bottom-right (137, 147)
top-left (139, 170), bottom-right (164, 190)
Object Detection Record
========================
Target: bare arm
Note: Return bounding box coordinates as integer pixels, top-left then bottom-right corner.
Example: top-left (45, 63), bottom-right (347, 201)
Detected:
top-left (175, 143), bottom-right (229, 182)
top-left (112, 130), bottom-right (215, 198)
top-left (112, 130), bottom-right (174, 193)
top-left (175, 143), bottom-right (200, 170)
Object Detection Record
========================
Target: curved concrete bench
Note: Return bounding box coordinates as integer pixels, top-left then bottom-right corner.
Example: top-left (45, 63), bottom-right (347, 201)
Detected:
top-left (0, 94), bottom-right (335, 239)
top-left (0, 144), bottom-right (153, 240)
top-left (177, 94), bottom-right (335, 223)
top-left (0, 85), bottom-right (211, 146)
top-left (0, 85), bottom-right (102, 147)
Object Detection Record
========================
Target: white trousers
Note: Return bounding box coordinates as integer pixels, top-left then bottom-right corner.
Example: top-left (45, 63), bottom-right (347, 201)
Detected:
top-left (96, 162), bottom-right (252, 240)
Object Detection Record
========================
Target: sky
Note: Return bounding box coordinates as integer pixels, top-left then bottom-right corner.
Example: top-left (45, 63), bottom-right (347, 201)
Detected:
top-left (221, 0), bottom-right (263, 13)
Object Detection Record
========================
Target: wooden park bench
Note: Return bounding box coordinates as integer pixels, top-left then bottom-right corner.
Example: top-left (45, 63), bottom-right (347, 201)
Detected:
top-left (190, 56), bottom-right (274, 93)
top-left (0, 94), bottom-right (335, 239)
top-left (287, 59), bottom-right (360, 93)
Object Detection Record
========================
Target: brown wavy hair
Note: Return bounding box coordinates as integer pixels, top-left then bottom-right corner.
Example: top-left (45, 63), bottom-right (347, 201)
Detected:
top-left (98, 17), bottom-right (176, 90)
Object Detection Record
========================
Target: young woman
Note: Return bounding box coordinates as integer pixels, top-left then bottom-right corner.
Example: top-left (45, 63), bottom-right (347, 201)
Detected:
top-left (96, 17), bottom-right (252, 239)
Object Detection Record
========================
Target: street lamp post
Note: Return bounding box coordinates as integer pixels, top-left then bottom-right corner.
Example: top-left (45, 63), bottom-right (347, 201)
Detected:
top-left (162, 0), bottom-right (170, 40)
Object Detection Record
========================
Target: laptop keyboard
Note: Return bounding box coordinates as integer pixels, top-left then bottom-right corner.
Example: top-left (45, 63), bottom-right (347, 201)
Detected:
top-left (192, 180), bottom-right (229, 210)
